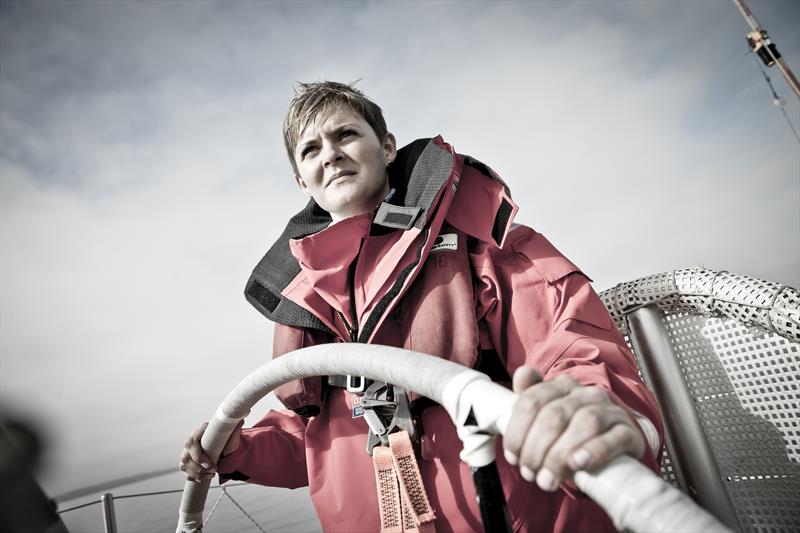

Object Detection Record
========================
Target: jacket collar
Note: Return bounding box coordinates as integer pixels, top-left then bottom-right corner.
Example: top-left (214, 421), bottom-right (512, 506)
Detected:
top-left (245, 137), bottom-right (455, 332)
top-left (244, 136), bottom-right (519, 333)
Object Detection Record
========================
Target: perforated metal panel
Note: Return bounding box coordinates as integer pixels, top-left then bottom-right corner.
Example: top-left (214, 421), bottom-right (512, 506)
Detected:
top-left (600, 268), bottom-right (800, 533)
top-left (666, 313), bottom-right (799, 465)
top-left (662, 312), bottom-right (800, 532)
top-left (658, 448), bottom-right (680, 488)
top-left (726, 476), bottom-right (800, 532)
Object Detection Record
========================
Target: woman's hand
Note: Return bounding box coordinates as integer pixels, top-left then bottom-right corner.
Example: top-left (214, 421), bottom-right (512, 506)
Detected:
top-left (179, 420), bottom-right (244, 483)
top-left (502, 366), bottom-right (645, 492)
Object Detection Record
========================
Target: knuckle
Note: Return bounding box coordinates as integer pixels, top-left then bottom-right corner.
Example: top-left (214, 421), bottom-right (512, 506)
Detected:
top-left (504, 441), bottom-right (520, 457)
top-left (612, 406), bottom-right (631, 422)
top-left (539, 403), bottom-right (568, 429)
top-left (518, 446), bottom-right (540, 471)
top-left (592, 438), bottom-right (611, 461)
top-left (620, 426), bottom-right (638, 449)
top-left (553, 374), bottom-right (575, 387)
top-left (582, 403), bottom-right (603, 417)
top-left (517, 393), bottom-right (542, 414)
top-left (575, 408), bottom-right (603, 434)
top-left (584, 387), bottom-right (607, 403)
top-left (503, 424), bottom-right (527, 453)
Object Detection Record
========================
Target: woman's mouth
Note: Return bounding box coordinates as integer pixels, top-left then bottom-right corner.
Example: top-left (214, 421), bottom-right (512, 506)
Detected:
top-left (328, 170), bottom-right (356, 184)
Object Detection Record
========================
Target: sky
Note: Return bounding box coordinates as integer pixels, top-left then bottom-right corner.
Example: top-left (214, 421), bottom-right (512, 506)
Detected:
top-left (0, 0), bottom-right (798, 522)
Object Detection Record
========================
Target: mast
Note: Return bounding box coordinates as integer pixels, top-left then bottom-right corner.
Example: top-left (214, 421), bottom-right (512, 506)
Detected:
top-left (732, 0), bottom-right (800, 99)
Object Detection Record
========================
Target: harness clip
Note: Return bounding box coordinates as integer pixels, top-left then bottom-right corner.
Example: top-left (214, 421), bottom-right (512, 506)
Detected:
top-left (360, 381), bottom-right (419, 456)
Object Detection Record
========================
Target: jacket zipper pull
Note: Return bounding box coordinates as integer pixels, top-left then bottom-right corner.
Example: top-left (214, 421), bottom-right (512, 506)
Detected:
top-left (346, 273), bottom-right (359, 342)
top-left (337, 310), bottom-right (359, 343)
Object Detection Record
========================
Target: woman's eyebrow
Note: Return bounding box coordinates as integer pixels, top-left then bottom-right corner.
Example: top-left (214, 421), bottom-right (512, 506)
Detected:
top-left (297, 122), bottom-right (361, 152)
top-left (329, 122), bottom-right (360, 132)
top-left (297, 135), bottom-right (319, 153)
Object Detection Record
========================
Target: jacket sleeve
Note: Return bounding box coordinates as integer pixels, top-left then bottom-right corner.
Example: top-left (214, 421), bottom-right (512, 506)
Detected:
top-left (217, 408), bottom-right (309, 489)
top-left (472, 225), bottom-right (664, 472)
top-left (216, 322), bottom-right (325, 489)
top-left (271, 324), bottom-right (329, 416)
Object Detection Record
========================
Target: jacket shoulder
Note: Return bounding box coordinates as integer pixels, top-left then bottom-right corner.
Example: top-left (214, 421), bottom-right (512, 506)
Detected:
top-left (488, 225), bottom-right (590, 284)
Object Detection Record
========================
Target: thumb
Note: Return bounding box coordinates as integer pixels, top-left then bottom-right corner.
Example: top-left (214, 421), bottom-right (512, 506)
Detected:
top-left (512, 365), bottom-right (543, 394)
top-left (222, 419), bottom-right (244, 457)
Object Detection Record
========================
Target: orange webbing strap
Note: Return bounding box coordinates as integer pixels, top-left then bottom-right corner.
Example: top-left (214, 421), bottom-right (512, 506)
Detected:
top-left (389, 432), bottom-right (436, 531)
top-left (373, 446), bottom-right (404, 532)
top-left (371, 431), bottom-right (436, 533)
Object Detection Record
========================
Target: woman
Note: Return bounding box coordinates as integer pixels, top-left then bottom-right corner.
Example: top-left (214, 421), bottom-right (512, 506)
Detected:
top-left (181, 81), bottom-right (663, 532)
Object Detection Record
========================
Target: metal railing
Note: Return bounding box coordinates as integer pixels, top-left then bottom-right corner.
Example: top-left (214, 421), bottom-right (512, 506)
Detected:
top-left (57, 481), bottom-right (263, 533)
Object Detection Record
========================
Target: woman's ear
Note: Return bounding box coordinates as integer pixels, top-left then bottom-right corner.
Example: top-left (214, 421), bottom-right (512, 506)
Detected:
top-left (294, 174), bottom-right (312, 196)
top-left (384, 133), bottom-right (397, 165)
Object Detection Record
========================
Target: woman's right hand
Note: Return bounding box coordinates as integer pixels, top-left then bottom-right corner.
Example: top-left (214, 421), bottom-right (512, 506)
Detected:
top-left (179, 420), bottom-right (244, 483)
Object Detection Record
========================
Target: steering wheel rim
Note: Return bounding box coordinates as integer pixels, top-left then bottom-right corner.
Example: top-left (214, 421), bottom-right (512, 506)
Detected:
top-left (176, 344), bottom-right (730, 533)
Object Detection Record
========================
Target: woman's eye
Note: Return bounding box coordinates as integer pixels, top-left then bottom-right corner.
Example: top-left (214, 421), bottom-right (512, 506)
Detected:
top-left (340, 129), bottom-right (356, 139)
top-left (301, 145), bottom-right (317, 158)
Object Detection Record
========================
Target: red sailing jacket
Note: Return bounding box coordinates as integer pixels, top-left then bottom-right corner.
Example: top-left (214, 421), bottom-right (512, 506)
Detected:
top-left (219, 137), bottom-right (664, 532)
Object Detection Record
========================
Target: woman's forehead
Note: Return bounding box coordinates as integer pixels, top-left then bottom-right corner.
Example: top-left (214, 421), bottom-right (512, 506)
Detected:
top-left (298, 106), bottom-right (368, 141)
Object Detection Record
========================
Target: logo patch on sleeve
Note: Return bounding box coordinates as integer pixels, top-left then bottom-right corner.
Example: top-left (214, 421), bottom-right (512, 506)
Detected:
top-left (430, 233), bottom-right (458, 253)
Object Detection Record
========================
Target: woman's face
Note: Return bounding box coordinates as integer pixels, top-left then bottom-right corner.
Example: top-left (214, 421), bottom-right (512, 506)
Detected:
top-left (293, 108), bottom-right (396, 222)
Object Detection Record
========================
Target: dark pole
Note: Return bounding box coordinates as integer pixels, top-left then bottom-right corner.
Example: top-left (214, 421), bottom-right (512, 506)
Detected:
top-left (472, 462), bottom-right (512, 533)
top-left (626, 306), bottom-right (740, 531)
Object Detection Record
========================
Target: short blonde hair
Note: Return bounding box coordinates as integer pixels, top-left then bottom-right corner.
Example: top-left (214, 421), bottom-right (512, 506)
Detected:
top-left (283, 81), bottom-right (388, 174)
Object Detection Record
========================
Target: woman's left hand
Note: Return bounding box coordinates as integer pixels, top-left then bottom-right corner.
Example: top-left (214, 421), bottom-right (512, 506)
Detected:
top-left (502, 366), bottom-right (645, 492)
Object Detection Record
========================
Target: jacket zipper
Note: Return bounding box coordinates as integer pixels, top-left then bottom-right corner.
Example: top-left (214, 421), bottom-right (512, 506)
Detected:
top-left (337, 265), bottom-right (360, 342)
top-left (337, 310), bottom-right (358, 342)
top-left (338, 226), bottom-right (430, 344)
top-left (357, 226), bottom-right (430, 343)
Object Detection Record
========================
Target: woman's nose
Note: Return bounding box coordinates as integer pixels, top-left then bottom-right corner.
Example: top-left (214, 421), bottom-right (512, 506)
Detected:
top-left (321, 143), bottom-right (344, 167)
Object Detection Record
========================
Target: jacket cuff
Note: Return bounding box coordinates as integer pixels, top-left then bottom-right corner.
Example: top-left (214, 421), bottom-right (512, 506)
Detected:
top-left (632, 410), bottom-right (662, 458)
top-left (606, 389), bottom-right (663, 471)
top-left (217, 434), bottom-right (252, 484)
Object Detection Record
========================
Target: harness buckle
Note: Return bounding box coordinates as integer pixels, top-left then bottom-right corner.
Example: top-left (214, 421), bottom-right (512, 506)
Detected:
top-left (360, 381), bottom-right (419, 456)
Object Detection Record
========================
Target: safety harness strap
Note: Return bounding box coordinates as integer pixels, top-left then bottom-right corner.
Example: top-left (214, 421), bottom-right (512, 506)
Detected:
top-left (372, 431), bottom-right (436, 533)
top-left (373, 446), bottom-right (404, 532)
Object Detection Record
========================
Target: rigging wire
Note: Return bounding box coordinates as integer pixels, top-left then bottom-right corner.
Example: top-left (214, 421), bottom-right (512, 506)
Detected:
top-left (221, 486), bottom-right (268, 533)
top-left (200, 489), bottom-right (226, 529)
top-left (749, 50), bottom-right (800, 143)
